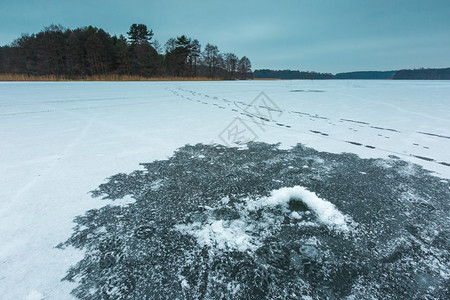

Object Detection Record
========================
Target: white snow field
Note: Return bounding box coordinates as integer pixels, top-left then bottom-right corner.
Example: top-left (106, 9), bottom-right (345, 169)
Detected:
top-left (0, 80), bottom-right (449, 299)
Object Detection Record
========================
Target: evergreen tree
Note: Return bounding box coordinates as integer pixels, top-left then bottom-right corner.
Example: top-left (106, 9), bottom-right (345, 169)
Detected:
top-left (112, 35), bottom-right (131, 75)
top-left (127, 24), bottom-right (153, 45)
top-left (165, 35), bottom-right (191, 76)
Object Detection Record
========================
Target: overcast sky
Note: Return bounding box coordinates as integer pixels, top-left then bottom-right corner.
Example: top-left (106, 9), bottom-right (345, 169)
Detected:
top-left (0, 0), bottom-right (449, 73)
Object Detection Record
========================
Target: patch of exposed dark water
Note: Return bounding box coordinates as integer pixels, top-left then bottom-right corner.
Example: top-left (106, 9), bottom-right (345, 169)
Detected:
top-left (59, 142), bottom-right (450, 299)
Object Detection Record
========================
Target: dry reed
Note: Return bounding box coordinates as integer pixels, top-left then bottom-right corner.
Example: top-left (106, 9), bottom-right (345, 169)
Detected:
top-left (0, 73), bottom-right (226, 82)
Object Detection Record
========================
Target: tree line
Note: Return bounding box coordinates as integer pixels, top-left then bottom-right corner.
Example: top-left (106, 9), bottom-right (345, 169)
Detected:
top-left (254, 68), bottom-right (450, 80)
top-left (392, 68), bottom-right (450, 80)
top-left (334, 71), bottom-right (396, 80)
top-left (0, 24), bottom-right (252, 79)
top-left (253, 69), bottom-right (333, 79)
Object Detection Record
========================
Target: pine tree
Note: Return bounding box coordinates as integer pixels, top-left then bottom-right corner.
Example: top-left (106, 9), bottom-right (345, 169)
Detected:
top-left (127, 24), bottom-right (153, 46)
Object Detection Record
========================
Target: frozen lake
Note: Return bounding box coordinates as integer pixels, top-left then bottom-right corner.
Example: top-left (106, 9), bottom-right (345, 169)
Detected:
top-left (0, 81), bottom-right (449, 299)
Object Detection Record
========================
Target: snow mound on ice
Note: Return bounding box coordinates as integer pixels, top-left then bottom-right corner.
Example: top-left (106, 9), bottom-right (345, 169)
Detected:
top-left (176, 186), bottom-right (351, 252)
top-left (250, 186), bottom-right (349, 231)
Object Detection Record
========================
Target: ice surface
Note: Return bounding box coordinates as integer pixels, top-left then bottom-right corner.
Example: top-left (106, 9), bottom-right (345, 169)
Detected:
top-left (59, 142), bottom-right (449, 299)
top-left (24, 290), bottom-right (44, 300)
top-left (0, 80), bottom-right (449, 299)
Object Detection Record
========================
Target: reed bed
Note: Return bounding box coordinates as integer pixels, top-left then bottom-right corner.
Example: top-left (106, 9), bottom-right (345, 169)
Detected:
top-left (0, 73), bottom-right (224, 82)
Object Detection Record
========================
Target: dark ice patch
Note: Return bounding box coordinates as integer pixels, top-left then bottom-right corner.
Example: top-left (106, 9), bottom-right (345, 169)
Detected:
top-left (60, 142), bottom-right (450, 300)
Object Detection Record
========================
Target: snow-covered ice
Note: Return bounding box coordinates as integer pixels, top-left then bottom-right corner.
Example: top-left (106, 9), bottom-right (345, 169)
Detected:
top-left (0, 80), bottom-right (449, 299)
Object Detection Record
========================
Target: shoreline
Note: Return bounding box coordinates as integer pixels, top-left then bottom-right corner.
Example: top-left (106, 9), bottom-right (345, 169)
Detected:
top-left (0, 74), bottom-right (227, 82)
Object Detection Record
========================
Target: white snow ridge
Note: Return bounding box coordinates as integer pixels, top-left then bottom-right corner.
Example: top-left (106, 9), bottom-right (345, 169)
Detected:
top-left (176, 186), bottom-right (352, 253)
top-left (260, 186), bottom-right (350, 231)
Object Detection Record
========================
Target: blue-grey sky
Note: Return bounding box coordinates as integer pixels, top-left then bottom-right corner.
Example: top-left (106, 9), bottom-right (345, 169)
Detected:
top-left (1, 0), bottom-right (449, 73)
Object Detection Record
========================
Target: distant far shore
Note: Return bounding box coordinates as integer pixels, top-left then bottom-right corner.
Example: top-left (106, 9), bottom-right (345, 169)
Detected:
top-left (254, 68), bottom-right (450, 80)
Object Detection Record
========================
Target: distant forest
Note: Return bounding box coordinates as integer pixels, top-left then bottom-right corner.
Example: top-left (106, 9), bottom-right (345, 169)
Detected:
top-left (393, 68), bottom-right (450, 80)
top-left (254, 68), bottom-right (450, 80)
top-left (254, 69), bottom-right (333, 79)
top-left (0, 24), bottom-right (252, 79)
top-left (334, 71), bottom-right (396, 80)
